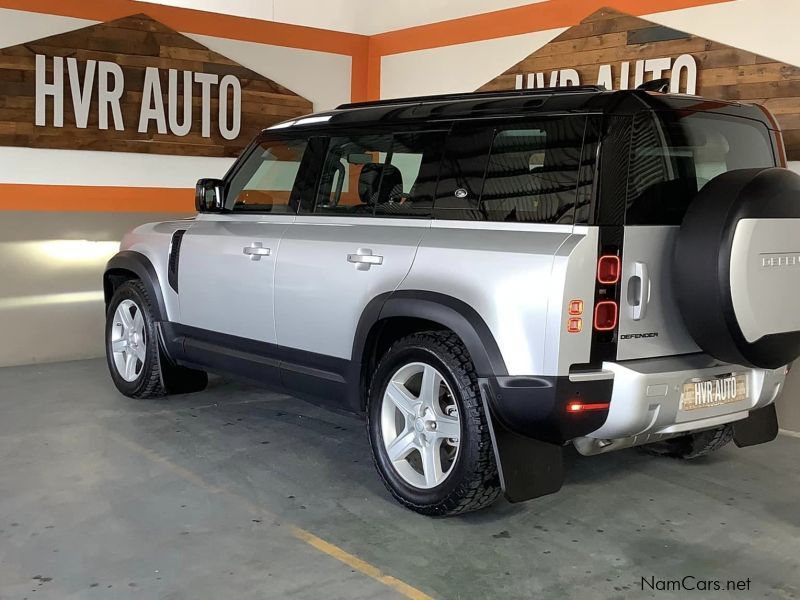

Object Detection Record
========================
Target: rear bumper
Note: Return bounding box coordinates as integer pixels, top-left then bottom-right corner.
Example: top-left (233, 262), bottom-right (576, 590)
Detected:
top-left (481, 354), bottom-right (786, 503)
top-left (587, 353), bottom-right (786, 440)
top-left (482, 374), bottom-right (614, 444)
top-left (484, 354), bottom-right (786, 445)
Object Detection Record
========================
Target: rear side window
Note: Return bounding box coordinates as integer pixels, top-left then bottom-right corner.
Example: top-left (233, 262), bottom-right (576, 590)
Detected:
top-left (226, 137), bottom-right (308, 213)
top-left (309, 130), bottom-right (447, 217)
top-left (434, 116), bottom-right (592, 224)
top-left (626, 112), bottom-right (776, 225)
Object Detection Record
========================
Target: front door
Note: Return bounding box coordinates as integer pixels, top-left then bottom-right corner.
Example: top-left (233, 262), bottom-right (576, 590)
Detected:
top-left (177, 135), bottom-right (310, 380)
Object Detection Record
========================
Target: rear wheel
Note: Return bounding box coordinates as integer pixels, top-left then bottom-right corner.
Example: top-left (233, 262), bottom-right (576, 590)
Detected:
top-left (366, 331), bottom-right (500, 516)
top-left (642, 425), bottom-right (734, 459)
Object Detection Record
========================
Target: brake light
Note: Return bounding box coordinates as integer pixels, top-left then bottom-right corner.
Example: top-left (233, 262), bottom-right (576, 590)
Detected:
top-left (597, 255), bottom-right (621, 285)
top-left (568, 299), bottom-right (584, 316)
top-left (566, 401), bottom-right (610, 413)
top-left (594, 300), bottom-right (618, 331)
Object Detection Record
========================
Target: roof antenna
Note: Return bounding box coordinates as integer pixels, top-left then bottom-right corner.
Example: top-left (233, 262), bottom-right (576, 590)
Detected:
top-left (637, 78), bottom-right (671, 93)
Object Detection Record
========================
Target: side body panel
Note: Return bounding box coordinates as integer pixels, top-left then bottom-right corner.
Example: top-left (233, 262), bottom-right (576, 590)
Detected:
top-left (542, 226), bottom-right (600, 376)
top-left (401, 221), bottom-right (583, 377)
top-left (119, 220), bottom-right (193, 321)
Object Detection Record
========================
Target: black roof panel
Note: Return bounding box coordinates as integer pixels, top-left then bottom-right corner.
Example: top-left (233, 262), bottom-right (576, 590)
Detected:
top-left (272, 88), bottom-right (773, 131)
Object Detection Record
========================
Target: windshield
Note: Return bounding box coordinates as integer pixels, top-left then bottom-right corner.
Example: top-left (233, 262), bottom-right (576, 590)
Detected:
top-left (626, 111), bottom-right (776, 225)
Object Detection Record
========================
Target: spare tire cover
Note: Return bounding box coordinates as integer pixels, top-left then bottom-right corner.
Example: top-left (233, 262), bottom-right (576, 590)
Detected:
top-left (674, 167), bottom-right (800, 369)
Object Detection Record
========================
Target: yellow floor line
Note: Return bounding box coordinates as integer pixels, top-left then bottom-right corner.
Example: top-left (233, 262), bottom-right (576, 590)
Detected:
top-left (290, 527), bottom-right (435, 600)
top-left (108, 431), bottom-right (434, 600)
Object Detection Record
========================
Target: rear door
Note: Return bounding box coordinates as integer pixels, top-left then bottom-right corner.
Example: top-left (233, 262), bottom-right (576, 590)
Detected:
top-left (617, 110), bottom-right (777, 360)
top-left (273, 129), bottom-right (447, 403)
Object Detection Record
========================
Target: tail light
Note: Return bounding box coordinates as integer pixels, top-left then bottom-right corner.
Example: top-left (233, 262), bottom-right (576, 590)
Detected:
top-left (593, 252), bottom-right (621, 334)
top-left (585, 235), bottom-right (623, 367)
top-left (594, 300), bottom-right (618, 331)
top-left (597, 255), bottom-right (621, 284)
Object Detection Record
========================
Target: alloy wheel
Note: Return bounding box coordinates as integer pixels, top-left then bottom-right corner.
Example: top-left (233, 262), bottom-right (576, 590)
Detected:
top-left (380, 362), bottom-right (462, 489)
top-left (110, 299), bottom-right (146, 382)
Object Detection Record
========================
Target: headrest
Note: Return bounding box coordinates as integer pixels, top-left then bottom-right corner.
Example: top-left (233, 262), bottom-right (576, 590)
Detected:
top-left (358, 163), bottom-right (403, 205)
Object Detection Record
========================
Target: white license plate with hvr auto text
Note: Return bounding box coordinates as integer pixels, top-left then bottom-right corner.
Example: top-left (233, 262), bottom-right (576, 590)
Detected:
top-left (680, 374), bottom-right (748, 411)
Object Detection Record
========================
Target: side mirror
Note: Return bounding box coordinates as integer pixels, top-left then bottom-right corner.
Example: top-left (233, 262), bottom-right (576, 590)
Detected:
top-left (195, 178), bottom-right (225, 212)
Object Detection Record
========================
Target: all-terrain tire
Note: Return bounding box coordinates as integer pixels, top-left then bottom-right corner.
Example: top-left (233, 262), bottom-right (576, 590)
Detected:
top-left (366, 331), bottom-right (501, 516)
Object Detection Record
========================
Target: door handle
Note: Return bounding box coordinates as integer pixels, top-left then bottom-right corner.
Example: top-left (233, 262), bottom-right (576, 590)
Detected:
top-left (243, 242), bottom-right (270, 261)
top-left (347, 248), bottom-right (383, 271)
top-left (628, 261), bottom-right (651, 321)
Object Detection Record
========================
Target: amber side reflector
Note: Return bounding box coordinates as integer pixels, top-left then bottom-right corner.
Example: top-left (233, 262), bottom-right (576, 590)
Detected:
top-left (597, 255), bottom-right (621, 285)
top-left (566, 401), bottom-right (610, 413)
top-left (567, 318), bottom-right (583, 333)
top-left (594, 300), bottom-right (618, 331)
top-left (568, 299), bottom-right (584, 316)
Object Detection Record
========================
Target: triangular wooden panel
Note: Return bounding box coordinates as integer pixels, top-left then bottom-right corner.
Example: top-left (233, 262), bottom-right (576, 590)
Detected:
top-left (0, 14), bottom-right (313, 157)
top-left (479, 7), bottom-right (800, 159)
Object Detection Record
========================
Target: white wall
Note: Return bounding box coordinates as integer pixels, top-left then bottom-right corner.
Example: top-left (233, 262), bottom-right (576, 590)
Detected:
top-left (133, 0), bottom-right (549, 35)
top-left (187, 34), bottom-right (351, 112)
top-left (648, 0), bottom-right (800, 67)
top-left (381, 28), bottom-right (566, 99)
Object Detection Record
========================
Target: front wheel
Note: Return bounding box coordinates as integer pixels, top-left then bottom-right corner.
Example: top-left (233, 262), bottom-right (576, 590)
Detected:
top-left (105, 280), bottom-right (207, 398)
top-left (366, 332), bottom-right (500, 516)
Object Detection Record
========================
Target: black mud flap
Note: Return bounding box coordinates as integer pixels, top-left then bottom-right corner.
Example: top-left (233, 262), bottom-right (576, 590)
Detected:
top-left (156, 322), bottom-right (208, 395)
top-left (479, 381), bottom-right (565, 503)
top-left (732, 404), bottom-right (779, 447)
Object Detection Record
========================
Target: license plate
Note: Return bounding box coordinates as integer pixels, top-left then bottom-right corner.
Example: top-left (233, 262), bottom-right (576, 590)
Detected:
top-left (680, 374), bottom-right (748, 411)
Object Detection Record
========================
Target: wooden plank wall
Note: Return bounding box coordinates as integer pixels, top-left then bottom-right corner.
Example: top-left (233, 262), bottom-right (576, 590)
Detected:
top-left (0, 14), bottom-right (313, 157)
top-left (479, 7), bottom-right (800, 160)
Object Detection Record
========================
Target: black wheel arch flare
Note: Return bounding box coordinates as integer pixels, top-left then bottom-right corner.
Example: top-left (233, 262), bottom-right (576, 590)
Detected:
top-left (104, 251), bottom-right (168, 322)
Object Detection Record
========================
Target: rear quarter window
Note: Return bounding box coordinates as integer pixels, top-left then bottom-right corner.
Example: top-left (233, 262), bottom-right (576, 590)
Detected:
top-left (433, 115), bottom-right (596, 224)
top-left (626, 111), bottom-right (776, 225)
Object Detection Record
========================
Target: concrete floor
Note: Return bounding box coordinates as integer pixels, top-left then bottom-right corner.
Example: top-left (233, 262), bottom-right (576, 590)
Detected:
top-left (1, 360), bottom-right (799, 600)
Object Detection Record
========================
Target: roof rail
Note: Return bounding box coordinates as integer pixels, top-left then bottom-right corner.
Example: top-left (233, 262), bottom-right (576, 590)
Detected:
top-left (336, 86), bottom-right (607, 110)
top-left (636, 77), bottom-right (671, 93)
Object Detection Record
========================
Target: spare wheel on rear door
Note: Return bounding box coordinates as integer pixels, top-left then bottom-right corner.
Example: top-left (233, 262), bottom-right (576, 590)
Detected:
top-left (674, 167), bottom-right (800, 369)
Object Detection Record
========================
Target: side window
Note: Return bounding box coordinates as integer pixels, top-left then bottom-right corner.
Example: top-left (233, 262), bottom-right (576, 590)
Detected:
top-left (433, 117), bottom-right (590, 224)
top-left (480, 116), bottom-right (588, 224)
top-left (313, 133), bottom-right (393, 215)
top-left (309, 130), bottom-right (447, 217)
top-left (432, 127), bottom-right (495, 221)
top-left (226, 137), bottom-right (308, 213)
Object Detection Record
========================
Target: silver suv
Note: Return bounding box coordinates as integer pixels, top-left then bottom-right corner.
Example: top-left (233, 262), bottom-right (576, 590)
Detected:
top-left (104, 86), bottom-right (800, 516)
